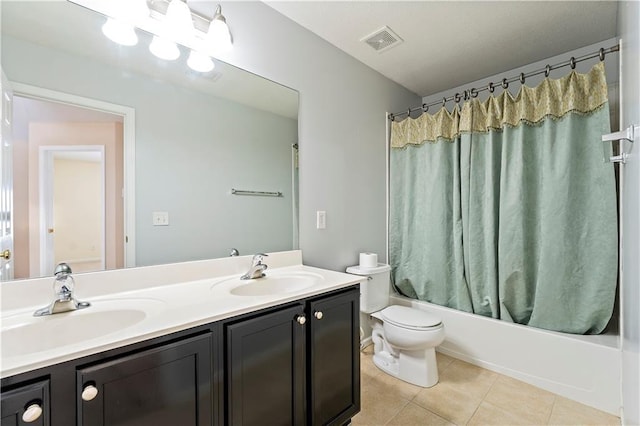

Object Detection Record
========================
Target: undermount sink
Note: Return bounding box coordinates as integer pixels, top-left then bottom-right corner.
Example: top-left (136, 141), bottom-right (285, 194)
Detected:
top-left (215, 271), bottom-right (324, 296)
top-left (1, 298), bottom-right (164, 358)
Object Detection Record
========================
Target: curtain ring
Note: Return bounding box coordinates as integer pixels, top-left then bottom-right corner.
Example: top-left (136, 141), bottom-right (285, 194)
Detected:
top-left (422, 103), bottom-right (429, 112)
top-left (599, 48), bottom-right (606, 61)
top-left (406, 108), bottom-right (411, 118)
top-left (463, 91), bottom-right (469, 101)
top-left (389, 113), bottom-right (395, 121)
top-left (519, 73), bottom-right (525, 84)
top-left (545, 65), bottom-right (551, 78)
top-left (454, 93), bottom-right (461, 103)
top-left (470, 88), bottom-right (478, 98)
top-left (488, 82), bottom-right (495, 93)
top-left (502, 78), bottom-right (509, 89)
top-left (570, 57), bottom-right (576, 69)
top-left (442, 97), bottom-right (447, 107)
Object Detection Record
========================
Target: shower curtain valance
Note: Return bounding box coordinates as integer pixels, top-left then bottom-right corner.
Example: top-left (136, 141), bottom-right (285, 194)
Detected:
top-left (391, 62), bottom-right (609, 148)
top-left (390, 106), bottom-right (460, 148)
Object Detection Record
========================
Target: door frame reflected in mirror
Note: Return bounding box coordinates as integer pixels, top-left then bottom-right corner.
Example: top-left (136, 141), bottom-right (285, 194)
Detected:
top-left (39, 145), bottom-right (106, 276)
top-left (12, 82), bottom-right (136, 276)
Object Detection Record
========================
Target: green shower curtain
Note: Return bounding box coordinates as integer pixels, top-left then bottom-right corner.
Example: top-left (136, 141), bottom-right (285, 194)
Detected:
top-left (390, 62), bottom-right (618, 334)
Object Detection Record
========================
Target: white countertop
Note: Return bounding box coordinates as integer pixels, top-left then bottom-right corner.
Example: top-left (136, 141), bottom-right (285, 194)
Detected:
top-left (0, 251), bottom-right (364, 378)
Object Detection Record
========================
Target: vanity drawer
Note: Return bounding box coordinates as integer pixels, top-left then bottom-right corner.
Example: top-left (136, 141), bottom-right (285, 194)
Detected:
top-left (1, 378), bottom-right (50, 426)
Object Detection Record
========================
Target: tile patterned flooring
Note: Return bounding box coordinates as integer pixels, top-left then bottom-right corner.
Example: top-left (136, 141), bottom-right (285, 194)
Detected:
top-left (353, 346), bottom-right (620, 426)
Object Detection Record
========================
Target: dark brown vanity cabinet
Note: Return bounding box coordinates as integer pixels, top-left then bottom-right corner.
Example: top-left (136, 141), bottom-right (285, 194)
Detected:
top-left (76, 333), bottom-right (213, 426)
top-left (0, 379), bottom-right (50, 426)
top-left (308, 289), bottom-right (360, 426)
top-left (225, 287), bottom-right (360, 426)
top-left (1, 285), bottom-right (359, 426)
top-left (226, 304), bottom-right (307, 425)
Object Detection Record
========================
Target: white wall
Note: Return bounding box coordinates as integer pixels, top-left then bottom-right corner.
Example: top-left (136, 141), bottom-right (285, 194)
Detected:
top-left (618, 1), bottom-right (640, 424)
top-left (210, 2), bottom-right (420, 270)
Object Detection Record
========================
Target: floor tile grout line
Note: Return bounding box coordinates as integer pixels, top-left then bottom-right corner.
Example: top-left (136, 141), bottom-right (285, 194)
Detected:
top-left (382, 398), bottom-right (411, 425)
top-left (462, 375), bottom-right (497, 424)
top-left (545, 396), bottom-right (558, 425)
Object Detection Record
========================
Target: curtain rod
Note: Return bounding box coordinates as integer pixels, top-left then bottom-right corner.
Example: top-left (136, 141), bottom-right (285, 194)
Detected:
top-left (388, 44), bottom-right (620, 121)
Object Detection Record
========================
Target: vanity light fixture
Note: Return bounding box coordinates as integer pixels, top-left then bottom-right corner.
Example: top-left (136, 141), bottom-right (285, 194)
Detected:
top-left (207, 5), bottom-right (232, 53)
top-left (149, 35), bottom-right (181, 60)
top-left (164, 0), bottom-right (195, 38)
top-left (87, 0), bottom-right (231, 72)
top-left (102, 18), bottom-right (138, 46)
top-left (100, 0), bottom-right (150, 46)
top-left (187, 50), bottom-right (215, 72)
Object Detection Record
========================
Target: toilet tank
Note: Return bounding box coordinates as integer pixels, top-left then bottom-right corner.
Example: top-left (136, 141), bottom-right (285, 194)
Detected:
top-left (345, 264), bottom-right (391, 313)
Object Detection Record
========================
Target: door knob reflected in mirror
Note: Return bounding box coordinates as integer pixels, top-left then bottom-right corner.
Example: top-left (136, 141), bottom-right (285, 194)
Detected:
top-left (1, 249), bottom-right (10, 260)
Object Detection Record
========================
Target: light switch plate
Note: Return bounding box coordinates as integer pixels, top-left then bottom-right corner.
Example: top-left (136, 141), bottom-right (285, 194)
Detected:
top-left (152, 211), bottom-right (169, 226)
top-left (316, 211), bottom-right (326, 229)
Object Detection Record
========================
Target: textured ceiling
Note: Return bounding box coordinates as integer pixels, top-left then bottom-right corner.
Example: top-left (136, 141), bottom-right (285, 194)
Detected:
top-left (265, 1), bottom-right (618, 97)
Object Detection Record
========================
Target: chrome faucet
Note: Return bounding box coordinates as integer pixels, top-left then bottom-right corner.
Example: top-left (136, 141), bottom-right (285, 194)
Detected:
top-left (33, 263), bottom-right (91, 316)
top-left (241, 253), bottom-right (268, 280)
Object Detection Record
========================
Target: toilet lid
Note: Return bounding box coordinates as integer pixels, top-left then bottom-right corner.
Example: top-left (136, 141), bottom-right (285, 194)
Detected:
top-left (380, 305), bottom-right (442, 329)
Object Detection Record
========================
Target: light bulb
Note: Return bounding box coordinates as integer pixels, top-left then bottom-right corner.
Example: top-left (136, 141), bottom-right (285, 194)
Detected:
top-left (102, 18), bottom-right (138, 46)
top-left (207, 19), bottom-right (232, 53)
top-left (130, 0), bottom-right (150, 20)
top-left (187, 50), bottom-right (215, 73)
top-left (149, 36), bottom-right (180, 60)
top-left (165, 0), bottom-right (194, 38)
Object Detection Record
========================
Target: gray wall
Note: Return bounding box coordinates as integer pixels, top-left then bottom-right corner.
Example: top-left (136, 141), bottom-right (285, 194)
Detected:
top-left (211, 2), bottom-right (420, 270)
top-left (618, 1), bottom-right (640, 424)
top-left (2, 35), bottom-right (298, 266)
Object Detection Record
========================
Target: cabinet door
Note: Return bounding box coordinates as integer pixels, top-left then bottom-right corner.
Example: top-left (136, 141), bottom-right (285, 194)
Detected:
top-left (308, 288), bottom-right (360, 425)
top-left (1, 380), bottom-right (49, 426)
top-left (226, 304), bottom-right (306, 426)
top-left (77, 333), bottom-right (212, 426)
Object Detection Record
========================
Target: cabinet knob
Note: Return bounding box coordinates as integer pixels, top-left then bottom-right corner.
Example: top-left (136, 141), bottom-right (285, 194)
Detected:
top-left (296, 314), bottom-right (306, 325)
top-left (22, 403), bottom-right (43, 423)
top-left (314, 311), bottom-right (324, 320)
top-left (82, 384), bottom-right (99, 401)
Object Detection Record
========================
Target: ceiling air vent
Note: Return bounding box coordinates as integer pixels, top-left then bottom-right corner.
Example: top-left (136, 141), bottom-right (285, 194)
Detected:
top-left (361, 26), bottom-right (403, 53)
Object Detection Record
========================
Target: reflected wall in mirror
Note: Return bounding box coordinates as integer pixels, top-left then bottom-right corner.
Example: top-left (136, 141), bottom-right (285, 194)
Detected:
top-left (0, 1), bottom-right (299, 281)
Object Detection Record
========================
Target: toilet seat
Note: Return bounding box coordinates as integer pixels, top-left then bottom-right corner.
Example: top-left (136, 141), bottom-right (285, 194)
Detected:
top-left (379, 306), bottom-right (442, 331)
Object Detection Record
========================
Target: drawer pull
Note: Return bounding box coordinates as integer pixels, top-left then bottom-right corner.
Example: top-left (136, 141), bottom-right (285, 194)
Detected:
top-left (296, 315), bottom-right (306, 325)
top-left (82, 384), bottom-right (99, 401)
top-left (22, 403), bottom-right (42, 422)
top-left (314, 311), bottom-right (324, 320)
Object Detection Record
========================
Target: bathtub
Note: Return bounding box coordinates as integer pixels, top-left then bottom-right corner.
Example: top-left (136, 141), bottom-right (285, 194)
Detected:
top-left (376, 295), bottom-right (621, 415)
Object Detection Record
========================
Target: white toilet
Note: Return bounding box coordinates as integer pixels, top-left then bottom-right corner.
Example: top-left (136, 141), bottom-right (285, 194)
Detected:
top-left (347, 264), bottom-right (445, 388)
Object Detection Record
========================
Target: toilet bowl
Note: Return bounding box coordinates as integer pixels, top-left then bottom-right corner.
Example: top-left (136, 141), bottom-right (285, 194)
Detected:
top-left (346, 264), bottom-right (445, 388)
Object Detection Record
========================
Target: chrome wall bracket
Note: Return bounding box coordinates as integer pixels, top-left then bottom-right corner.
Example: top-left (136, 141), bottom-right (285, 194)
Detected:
top-left (602, 125), bottom-right (637, 164)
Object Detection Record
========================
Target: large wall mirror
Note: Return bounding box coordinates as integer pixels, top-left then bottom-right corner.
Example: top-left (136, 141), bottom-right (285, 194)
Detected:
top-left (0, 1), bottom-right (299, 281)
